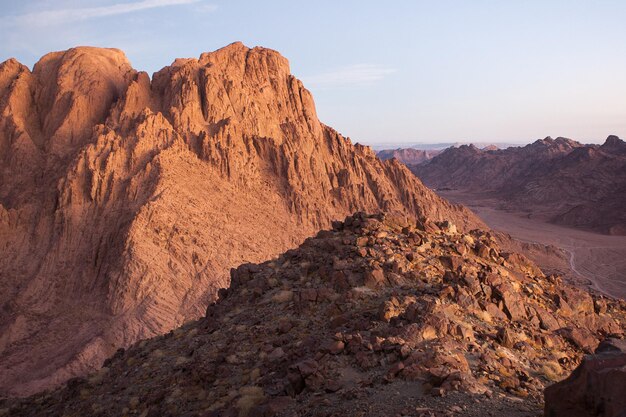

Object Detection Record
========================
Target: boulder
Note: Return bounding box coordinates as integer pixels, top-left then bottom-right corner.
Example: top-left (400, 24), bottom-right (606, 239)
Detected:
top-left (544, 339), bottom-right (626, 417)
top-left (364, 268), bottom-right (386, 289)
top-left (558, 327), bottom-right (598, 353)
top-left (493, 282), bottom-right (527, 321)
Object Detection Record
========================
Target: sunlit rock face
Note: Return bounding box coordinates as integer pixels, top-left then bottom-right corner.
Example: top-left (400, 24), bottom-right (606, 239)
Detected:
top-left (0, 43), bottom-right (481, 396)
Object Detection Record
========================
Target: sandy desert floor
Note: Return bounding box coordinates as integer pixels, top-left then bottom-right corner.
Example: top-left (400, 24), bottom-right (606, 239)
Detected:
top-left (440, 191), bottom-right (626, 300)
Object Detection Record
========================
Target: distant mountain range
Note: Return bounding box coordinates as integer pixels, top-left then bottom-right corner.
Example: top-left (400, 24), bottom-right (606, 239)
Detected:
top-left (411, 136), bottom-right (626, 235)
top-left (376, 142), bottom-right (520, 166)
top-left (376, 148), bottom-right (442, 165)
top-left (370, 141), bottom-right (525, 151)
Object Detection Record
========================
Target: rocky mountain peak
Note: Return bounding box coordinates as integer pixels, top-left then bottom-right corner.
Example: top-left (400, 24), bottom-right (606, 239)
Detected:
top-left (0, 44), bottom-right (483, 396)
top-left (33, 47), bottom-right (135, 157)
top-left (531, 136), bottom-right (580, 152)
top-left (0, 57), bottom-right (25, 77)
top-left (601, 134), bottom-right (626, 154)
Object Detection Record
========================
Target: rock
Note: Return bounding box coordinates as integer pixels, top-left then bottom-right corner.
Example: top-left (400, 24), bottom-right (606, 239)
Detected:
top-left (387, 361), bottom-right (405, 379)
top-left (484, 302), bottom-right (508, 322)
top-left (493, 283), bottom-right (527, 321)
top-left (595, 338), bottom-right (626, 354)
top-left (558, 327), bottom-right (598, 353)
top-left (475, 243), bottom-right (491, 259)
top-left (328, 341), bottom-right (345, 355)
top-left (236, 386), bottom-right (266, 417)
top-left (299, 289), bottom-right (318, 303)
top-left (440, 255), bottom-right (464, 272)
top-left (544, 341), bottom-right (626, 417)
top-left (534, 307), bottom-right (560, 331)
top-left (595, 298), bottom-right (609, 314)
top-left (6, 213), bottom-right (624, 416)
top-left (294, 360), bottom-right (318, 378)
top-left (268, 348), bottom-right (285, 360)
top-left (266, 396), bottom-right (294, 415)
top-left (364, 268), bottom-right (386, 289)
top-left (271, 290), bottom-right (293, 303)
top-left (496, 328), bottom-right (515, 348)
top-left (438, 221), bottom-right (457, 235)
top-left (561, 287), bottom-right (595, 315)
top-left (379, 298), bottom-right (403, 322)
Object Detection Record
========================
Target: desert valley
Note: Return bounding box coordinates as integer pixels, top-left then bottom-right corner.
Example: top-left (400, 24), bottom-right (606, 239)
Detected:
top-left (380, 137), bottom-right (626, 300)
top-left (1, 2), bottom-right (625, 417)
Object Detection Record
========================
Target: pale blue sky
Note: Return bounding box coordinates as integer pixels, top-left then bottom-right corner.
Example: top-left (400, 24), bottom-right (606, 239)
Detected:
top-left (1, 0), bottom-right (625, 144)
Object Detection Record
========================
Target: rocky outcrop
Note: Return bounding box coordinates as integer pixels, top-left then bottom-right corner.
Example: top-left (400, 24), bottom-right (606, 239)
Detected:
top-left (377, 148), bottom-right (441, 165)
top-left (411, 136), bottom-right (626, 234)
top-left (544, 338), bottom-right (626, 417)
top-left (0, 43), bottom-right (483, 396)
top-left (4, 213), bottom-right (624, 416)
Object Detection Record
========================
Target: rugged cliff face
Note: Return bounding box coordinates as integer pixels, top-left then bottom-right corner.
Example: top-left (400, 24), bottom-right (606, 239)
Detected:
top-left (5, 213), bottom-right (624, 416)
top-left (0, 43), bottom-right (482, 396)
top-left (412, 137), bottom-right (626, 235)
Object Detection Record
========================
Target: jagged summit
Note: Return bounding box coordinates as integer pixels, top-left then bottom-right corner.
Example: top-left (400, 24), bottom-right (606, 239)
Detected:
top-left (5, 213), bottom-right (624, 416)
top-left (530, 136), bottom-right (580, 151)
top-left (0, 44), bottom-right (482, 396)
top-left (602, 134), bottom-right (626, 153)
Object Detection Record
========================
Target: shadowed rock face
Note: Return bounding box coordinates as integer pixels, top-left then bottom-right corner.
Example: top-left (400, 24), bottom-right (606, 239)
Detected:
top-left (544, 338), bottom-right (626, 417)
top-left (4, 213), bottom-right (624, 416)
top-left (0, 43), bottom-right (482, 396)
top-left (411, 136), bottom-right (626, 235)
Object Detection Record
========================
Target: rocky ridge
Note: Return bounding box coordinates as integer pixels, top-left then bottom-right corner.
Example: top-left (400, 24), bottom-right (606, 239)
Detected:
top-left (377, 148), bottom-right (441, 166)
top-left (4, 212), bottom-right (624, 417)
top-left (411, 136), bottom-right (626, 234)
top-left (0, 43), bottom-right (482, 396)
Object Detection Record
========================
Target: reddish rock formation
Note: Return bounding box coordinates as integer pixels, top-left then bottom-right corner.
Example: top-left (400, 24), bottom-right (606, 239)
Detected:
top-left (0, 43), bottom-right (482, 396)
top-left (4, 213), bottom-right (624, 416)
top-left (544, 338), bottom-right (626, 417)
top-left (411, 136), bottom-right (626, 235)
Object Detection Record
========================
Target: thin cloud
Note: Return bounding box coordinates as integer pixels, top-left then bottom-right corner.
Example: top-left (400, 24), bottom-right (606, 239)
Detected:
top-left (2, 0), bottom-right (214, 27)
top-left (196, 3), bottom-right (219, 13)
top-left (302, 64), bottom-right (396, 89)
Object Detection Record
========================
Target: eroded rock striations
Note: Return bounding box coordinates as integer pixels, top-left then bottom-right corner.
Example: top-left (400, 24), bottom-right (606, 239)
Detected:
top-left (4, 213), bottom-right (624, 416)
top-left (412, 137), bottom-right (626, 235)
top-left (0, 43), bottom-right (482, 396)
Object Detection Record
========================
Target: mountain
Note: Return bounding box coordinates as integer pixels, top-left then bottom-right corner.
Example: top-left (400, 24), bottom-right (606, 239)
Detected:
top-left (4, 212), bottom-right (624, 416)
top-left (376, 144), bottom-right (513, 168)
top-left (0, 43), bottom-right (483, 397)
top-left (369, 142), bottom-right (522, 151)
top-left (376, 148), bottom-right (441, 165)
top-left (412, 136), bottom-right (626, 235)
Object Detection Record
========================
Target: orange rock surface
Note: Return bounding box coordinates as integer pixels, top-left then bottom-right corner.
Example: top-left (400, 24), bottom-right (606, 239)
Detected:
top-left (0, 43), bottom-right (482, 396)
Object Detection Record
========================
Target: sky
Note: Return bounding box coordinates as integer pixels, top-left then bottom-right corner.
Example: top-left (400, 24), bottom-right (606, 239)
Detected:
top-left (0, 0), bottom-right (625, 145)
